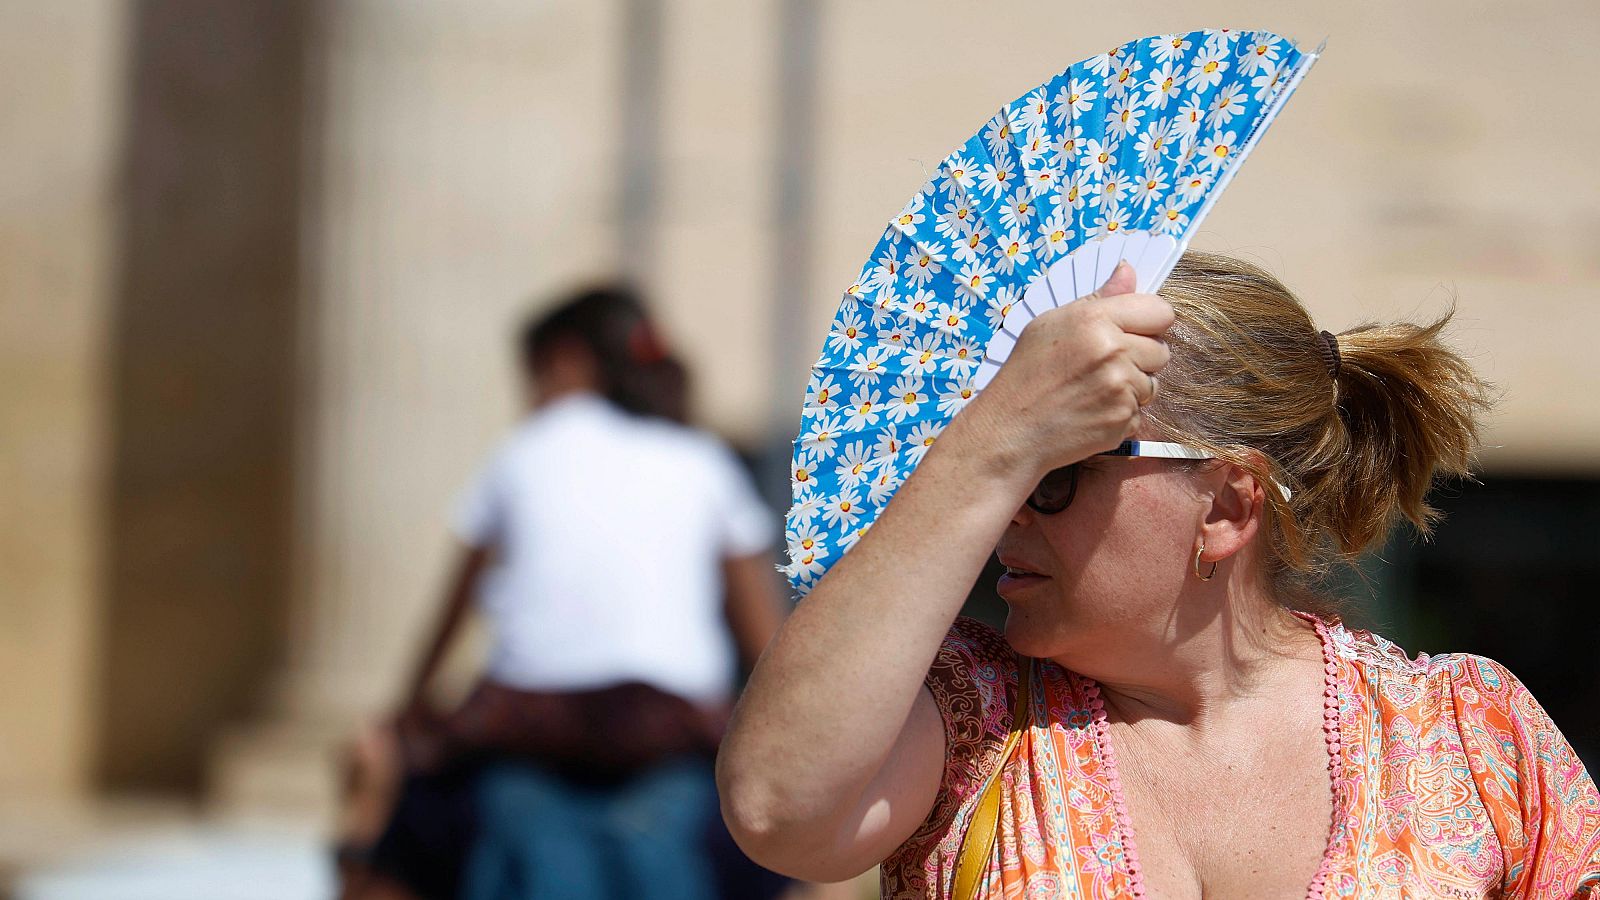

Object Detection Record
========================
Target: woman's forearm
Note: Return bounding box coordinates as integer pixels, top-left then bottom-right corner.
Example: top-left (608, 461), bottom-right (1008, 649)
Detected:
top-left (716, 406), bottom-right (1036, 856)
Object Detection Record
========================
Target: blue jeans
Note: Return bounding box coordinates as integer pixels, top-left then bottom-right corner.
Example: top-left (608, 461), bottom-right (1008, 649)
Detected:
top-left (462, 758), bottom-right (719, 900)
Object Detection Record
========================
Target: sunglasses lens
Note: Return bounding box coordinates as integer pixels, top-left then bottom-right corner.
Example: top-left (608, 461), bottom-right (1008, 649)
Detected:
top-left (1027, 465), bottom-right (1078, 513)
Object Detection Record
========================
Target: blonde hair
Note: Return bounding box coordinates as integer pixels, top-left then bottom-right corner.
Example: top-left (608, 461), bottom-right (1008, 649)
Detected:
top-left (1148, 251), bottom-right (1493, 600)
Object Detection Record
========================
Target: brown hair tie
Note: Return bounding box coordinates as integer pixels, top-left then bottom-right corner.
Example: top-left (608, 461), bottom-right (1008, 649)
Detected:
top-left (1317, 330), bottom-right (1342, 379)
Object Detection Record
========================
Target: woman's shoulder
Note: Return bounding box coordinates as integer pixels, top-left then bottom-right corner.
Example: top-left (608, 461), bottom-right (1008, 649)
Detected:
top-left (1328, 620), bottom-right (1560, 755)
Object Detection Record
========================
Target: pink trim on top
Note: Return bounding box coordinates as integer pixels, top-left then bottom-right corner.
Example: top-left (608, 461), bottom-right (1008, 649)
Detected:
top-left (1081, 674), bottom-right (1148, 899)
top-left (1302, 613), bottom-right (1350, 900)
top-left (1082, 613), bottom-right (1348, 900)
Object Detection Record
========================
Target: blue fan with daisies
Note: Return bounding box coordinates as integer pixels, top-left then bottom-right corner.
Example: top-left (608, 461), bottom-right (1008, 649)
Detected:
top-left (784, 28), bottom-right (1321, 593)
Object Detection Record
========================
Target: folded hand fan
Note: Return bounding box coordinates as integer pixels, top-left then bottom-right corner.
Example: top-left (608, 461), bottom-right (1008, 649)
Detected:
top-left (784, 29), bottom-right (1321, 592)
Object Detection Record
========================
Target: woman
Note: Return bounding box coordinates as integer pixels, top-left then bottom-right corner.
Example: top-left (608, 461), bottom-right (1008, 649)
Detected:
top-left (341, 285), bottom-right (791, 900)
top-left (717, 253), bottom-right (1600, 897)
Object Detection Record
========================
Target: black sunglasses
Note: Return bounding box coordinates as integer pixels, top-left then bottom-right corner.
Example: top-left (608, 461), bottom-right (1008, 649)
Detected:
top-left (1025, 440), bottom-right (1213, 514)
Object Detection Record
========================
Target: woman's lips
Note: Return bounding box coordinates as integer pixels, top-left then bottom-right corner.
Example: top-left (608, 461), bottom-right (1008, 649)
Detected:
top-left (997, 564), bottom-right (1050, 596)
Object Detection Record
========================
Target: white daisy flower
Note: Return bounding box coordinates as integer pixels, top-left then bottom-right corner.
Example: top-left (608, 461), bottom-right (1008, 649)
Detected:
top-left (786, 487), bottom-right (822, 528)
top-left (834, 441), bottom-right (877, 487)
top-left (1089, 203), bottom-right (1132, 239)
top-left (1134, 119), bottom-right (1174, 166)
top-left (884, 372), bottom-right (927, 424)
top-left (1207, 84), bottom-right (1246, 127)
top-left (1035, 209), bottom-right (1075, 260)
top-left (1105, 55), bottom-right (1143, 100)
top-left (952, 262), bottom-right (994, 304)
top-left (837, 523), bottom-right (870, 554)
top-left (977, 160), bottom-right (1016, 197)
top-left (943, 339), bottom-right (981, 377)
top-left (871, 427), bottom-right (903, 466)
top-left (982, 114), bottom-right (1014, 159)
top-left (1131, 166), bottom-right (1168, 208)
top-left (1239, 36), bottom-right (1281, 75)
top-left (905, 420), bottom-right (945, 463)
top-left (1089, 173), bottom-right (1129, 210)
top-left (875, 322), bottom-right (914, 353)
top-left (940, 155), bottom-right (978, 194)
top-left (893, 191), bottom-right (928, 233)
top-left (1017, 132), bottom-right (1048, 169)
top-left (1105, 95), bottom-right (1145, 141)
top-left (871, 249), bottom-right (902, 289)
top-left (1061, 169), bottom-right (1092, 212)
top-left (1149, 33), bottom-right (1191, 64)
top-left (1052, 79), bottom-right (1099, 124)
top-left (985, 285), bottom-right (1019, 329)
top-left (1252, 61), bottom-right (1287, 103)
top-left (1082, 49), bottom-right (1116, 78)
top-left (805, 372), bottom-right (841, 411)
top-left (902, 249), bottom-right (942, 287)
top-left (935, 196), bottom-right (978, 241)
top-left (1051, 122), bottom-right (1086, 163)
top-left (994, 229), bottom-right (1033, 275)
top-left (842, 387), bottom-right (882, 431)
top-left (1081, 138), bottom-right (1118, 180)
top-left (866, 290), bottom-right (899, 328)
top-left (826, 309), bottom-right (866, 356)
top-left (901, 288), bottom-right (936, 324)
top-left (1172, 100), bottom-right (1206, 139)
top-left (937, 377), bottom-right (978, 416)
top-left (785, 523), bottom-right (829, 581)
top-left (867, 467), bottom-right (903, 506)
top-left (847, 345), bottom-right (894, 386)
top-left (1143, 64), bottom-right (1181, 111)
top-left (949, 223), bottom-right (991, 266)
top-left (1154, 195), bottom-right (1191, 235)
top-left (1175, 170), bottom-right (1213, 202)
top-left (1199, 130), bottom-right (1239, 169)
top-left (933, 300), bottom-right (975, 340)
top-left (790, 451), bottom-right (820, 492)
top-left (1017, 89), bottom-right (1051, 133)
top-left (802, 413), bottom-right (844, 459)
top-left (901, 334), bottom-right (943, 376)
top-left (1185, 47), bottom-right (1230, 91)
top-left (998, 190), bottom-right (1037, 230)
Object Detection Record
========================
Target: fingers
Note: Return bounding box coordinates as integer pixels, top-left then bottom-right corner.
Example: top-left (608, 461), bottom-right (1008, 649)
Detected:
top-left (1088, 260), bottom-right (1138, 300)
top-left (1102, 292), bottom-right (1175, 337)
top-left (1123, 333), bottom-right (1171, 375)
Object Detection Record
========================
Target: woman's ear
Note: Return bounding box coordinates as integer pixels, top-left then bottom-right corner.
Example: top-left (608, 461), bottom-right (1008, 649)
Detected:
top-left (1197, 460), bottom-right (1267, 564)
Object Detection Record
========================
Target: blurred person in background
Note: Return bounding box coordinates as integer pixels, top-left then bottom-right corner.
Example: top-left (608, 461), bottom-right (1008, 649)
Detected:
top-left (337, 285), bottom-right (793, 900)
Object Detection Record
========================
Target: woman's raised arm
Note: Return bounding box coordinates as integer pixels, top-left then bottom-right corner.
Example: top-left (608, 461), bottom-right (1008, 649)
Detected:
top-left (715, 263), bottom-right (1172, 880)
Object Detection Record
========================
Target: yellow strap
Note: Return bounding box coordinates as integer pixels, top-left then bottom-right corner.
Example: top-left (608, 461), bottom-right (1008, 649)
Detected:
top-left (951, 656), bottom-right (1033, 900)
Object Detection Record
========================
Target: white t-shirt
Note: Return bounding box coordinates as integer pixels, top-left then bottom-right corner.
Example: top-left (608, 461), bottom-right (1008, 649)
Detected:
top-left (454, 393), bottom-right (774, 704)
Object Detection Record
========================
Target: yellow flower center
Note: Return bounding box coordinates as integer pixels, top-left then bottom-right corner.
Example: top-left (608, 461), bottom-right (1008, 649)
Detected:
top-left (1214, 144), bottom-right (1230, 157)
top-left (817, 388), bottom-right (830, 404)
top-left (902, 392), bottom-right (917, 403)
top-left (1051, 230), bottom-right (1065, 242)
top-left (1204, 61), bottom-right (1218, 73)
top-left (801, 537), bottom-right (814, 549)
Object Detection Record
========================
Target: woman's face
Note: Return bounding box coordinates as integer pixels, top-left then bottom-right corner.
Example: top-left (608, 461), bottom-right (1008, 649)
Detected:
top-left (994, 456), bottom-right (1215, 663)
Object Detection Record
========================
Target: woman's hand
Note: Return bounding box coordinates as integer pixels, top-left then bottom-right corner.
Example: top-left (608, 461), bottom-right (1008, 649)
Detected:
top-left (964, 260), bottom-right (1174, 479)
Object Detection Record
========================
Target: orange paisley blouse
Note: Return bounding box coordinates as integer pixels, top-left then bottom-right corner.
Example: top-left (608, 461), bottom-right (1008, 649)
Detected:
top-left (882, 616), bottom-right (1600, 898)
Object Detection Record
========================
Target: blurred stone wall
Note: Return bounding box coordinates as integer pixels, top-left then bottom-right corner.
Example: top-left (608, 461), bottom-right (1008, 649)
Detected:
top-left (0, 2), bottom-right (125, 801)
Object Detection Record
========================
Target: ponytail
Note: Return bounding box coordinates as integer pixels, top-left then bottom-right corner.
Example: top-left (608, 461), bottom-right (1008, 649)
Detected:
top-left (1149, 252), bottom-right (1494, 592)
top-left (1324, 316), bottom-right (1489, 553)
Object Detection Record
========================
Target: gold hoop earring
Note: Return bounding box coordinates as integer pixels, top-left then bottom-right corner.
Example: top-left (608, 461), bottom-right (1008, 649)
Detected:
top-left (1193, 542), bottom-right (1218, 581)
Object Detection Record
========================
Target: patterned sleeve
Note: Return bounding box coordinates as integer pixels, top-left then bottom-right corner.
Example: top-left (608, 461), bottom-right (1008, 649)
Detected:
top-left (1449, 655), bottom-right (1600, 898)
top-left (882, 616), bottom-right (1019, 895)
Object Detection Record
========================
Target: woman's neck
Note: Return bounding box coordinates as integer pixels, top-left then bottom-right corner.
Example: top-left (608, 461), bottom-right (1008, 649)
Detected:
top-left (1069, 588), bottom-right (1321, 729)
